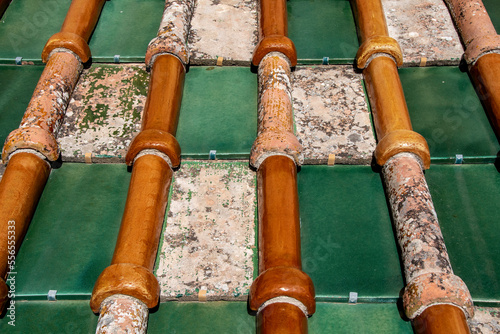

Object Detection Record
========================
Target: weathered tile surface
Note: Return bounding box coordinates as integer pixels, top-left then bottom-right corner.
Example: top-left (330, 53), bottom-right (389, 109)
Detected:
top-left (293, 66), bottom-right (376, 165)
top-left (57, 64), bottom-right (148, 163)
top-left (156, 161), bottom-right (256, 301)
top-left (188, 0), bottom-right (257, 65)
top-left (470, 307), bottom-right (500, 334)
top-left (383, 0), bottom-right (464, 66)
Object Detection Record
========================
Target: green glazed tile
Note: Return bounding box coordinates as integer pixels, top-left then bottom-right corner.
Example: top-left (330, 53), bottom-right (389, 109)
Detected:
top-left (399, 67), bottom-right (500, 163)
top-left (426, 164), bottom-right (500, 304)
top-left (88, 0), bottom-right (165, 62)
top-left (0, 0), bottom-right (164, 63)
top-left (0, 0), bottom-right (69, 62)
top-left (483, 0), bottom-right (500, 33)
top-left (309, 302), bottom-right (413, 333)
top-left (177, 67), bottom-right (257, 159)
top-left (298, 165), bottom-right (405, 302)
top-left (0, 300), bottom-right (98, 333)
top-left (0, 65), bottom-right (44, 146)
top-left (11, 164), bottom-right (130, 300)
top-left (148, 301), bottom-right (255, 333)
top-left (288, 0), bottom-right (358, 64)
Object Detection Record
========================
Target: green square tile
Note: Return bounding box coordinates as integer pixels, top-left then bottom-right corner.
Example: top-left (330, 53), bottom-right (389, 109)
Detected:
top-left (0, 0), bottom-right (164, 63)
top-left (309, 303), bottom-right (412, 333)
top-left (148, 302), bottom-right (255, 333)
top-left (0, 300), bottom-right (97, 333)
top-left (177, 67), bottom-right (257, 159)
top-left (399, 67), bottom-right (500, 163)
top-left (0, 65), bottom-right (44, 146)
top-left (0, 0), bottom-right (69, 63)
top-left (298, 166), bottom-right (405, 302)
top-left (483, 0), bottom-right (500, 33)
top-left (288, 0), bottom-right (358, 64)
top-left (11, 164), bottom-right (130, 300)
top-left (88, 0), bottom-right (165, 62)
top-left (425, 164), bottom-right (500, 304)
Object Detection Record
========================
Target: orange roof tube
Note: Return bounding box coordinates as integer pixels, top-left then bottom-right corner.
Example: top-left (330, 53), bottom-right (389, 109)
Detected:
top-left (91, 55), bottom-right (185, 315)
top-left (250, 156), bottom-right (315, 334)
top-left (353, 1), bottom-right (473, 332)
top-left (0, 152), bottom-right (50, 310)
top-left (91, 0), bottom-right (193, 329)
top-left (0, 0), bottom-right (106, 312)
top-left (252, 0), bottom-right (297, 67)
top-left (444, 0), bottom-right (500, 138)
top-left (249, 9), bottom-right (314, 330)
top-left (352, 0), bottom-right (430, 169)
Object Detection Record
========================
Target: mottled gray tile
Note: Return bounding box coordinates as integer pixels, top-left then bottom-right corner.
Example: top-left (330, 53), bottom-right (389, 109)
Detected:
top-left (188, 0), bottom-right (257, 65)
top-left (156, 161), bottom-right (256, 301)
top-left (57, 64), bottom-right (148, 163)
top-left (470, 307), bottom-right (500, 334)
top-left (0, 164), bottom-right (4, 180)
top-left (383, 0), bottom-right (464, 66)
top-left (293, 66), bottom-right (376, 165)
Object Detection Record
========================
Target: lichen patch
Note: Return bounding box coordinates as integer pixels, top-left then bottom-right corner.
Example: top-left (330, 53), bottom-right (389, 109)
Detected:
top-left (156, 161), bottom-right (256, 301)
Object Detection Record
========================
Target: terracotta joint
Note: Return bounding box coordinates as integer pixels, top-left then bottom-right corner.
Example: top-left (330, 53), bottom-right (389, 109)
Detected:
top-left (145, 37), bottom-right (189, 68)
top-left (125, 129), bottom-right (181, 168)
top-left (2, 127), bottom-right (60, 163)
top-left (375, 129), bottom-right (431, 169)
top-left (249, 266), bottom-right (316, 316)
top-left (90, 263), bottom-right (160, 313)
top-left (464, 35), bottom-right (500, 64)
top-left (403, 272), bottom-right (474, 320)
top-left (252, 35), bottom-right (297, 67)
top-left (356, 36), bottom-right (403, 69)
top-left (42, 32), bottom-right (91, 63)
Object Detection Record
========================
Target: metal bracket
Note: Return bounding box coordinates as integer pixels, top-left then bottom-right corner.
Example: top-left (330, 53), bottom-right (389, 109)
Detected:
top-left (114, 55), bottom-right (120, 63)
top-left (322, 57), bottom-right (329, 65)
top-left (48, 290), bottom-right (57, 301)
top-left (349, 292), bottom-right (358, 304)
top-left (15, 57), bottom-right (22, 65)
top-left (455, 154), bottom-right (464, 164)
top-left (209, 150), bottom-right (216, 160)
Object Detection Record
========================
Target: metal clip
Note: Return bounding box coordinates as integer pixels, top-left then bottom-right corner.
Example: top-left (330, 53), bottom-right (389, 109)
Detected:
top-left (209, 150), bottom-right (217, 160)
top-left (114, 55), bottom-right (120, 63)
top-left (349, 292), bottom-right (358, 304)
top-left (15, 57), bottom-right (22, 65)
top-left (455, 154), bottom-right (464, 164)
top-left (322, 57), bottom-right (329, 65)
top-left (48, 290), bottom-right (57, 301)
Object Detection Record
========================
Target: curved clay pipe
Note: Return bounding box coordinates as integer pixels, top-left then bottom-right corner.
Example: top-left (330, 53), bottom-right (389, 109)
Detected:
top-left (0, 0), bottom-right (106, 312)
top-left (352, 1), bottom-right (473, 332)
top-left (0, 152), bottom-right (50, 309)
top-left (248, 2), bottom-right (315, 327)
top-left (91, 55), bottom-right (185, 333)
top-left (252, 0), bottom-right (296, 67)
top-left (443, 0), bottom-right (500, 139)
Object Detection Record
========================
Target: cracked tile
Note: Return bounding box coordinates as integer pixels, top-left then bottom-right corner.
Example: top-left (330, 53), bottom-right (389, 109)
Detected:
top-left (293, 66), bottom-right (376, 165)
top-left (156, 161), bottom-right (256, 301)
top-left (57, 64), bottom-right (148, 163)
top-left (383, 0), bottom-right (464, 66)
top-left (188, 0), bottom-right (258, 65)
